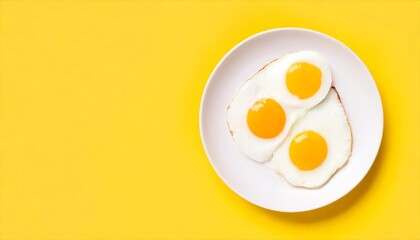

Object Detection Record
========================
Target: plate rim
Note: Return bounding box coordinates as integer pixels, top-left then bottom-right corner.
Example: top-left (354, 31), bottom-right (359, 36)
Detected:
top-left (199, 27), bottom-right (384, 212)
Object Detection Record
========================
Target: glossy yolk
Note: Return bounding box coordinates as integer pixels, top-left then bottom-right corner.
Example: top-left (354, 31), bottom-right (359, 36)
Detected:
top-left (289, 130), bottom-right (328, 170)
top-left (286, 62), bottom-right (322, 99)
top-left (247, 98), bottom-right (286, 139)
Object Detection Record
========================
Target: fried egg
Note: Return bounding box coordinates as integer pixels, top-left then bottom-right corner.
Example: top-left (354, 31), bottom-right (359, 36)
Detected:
top-left (226, 51), bottom-right (332, 162)
top-left (271, 88), bottom-right (352, 188)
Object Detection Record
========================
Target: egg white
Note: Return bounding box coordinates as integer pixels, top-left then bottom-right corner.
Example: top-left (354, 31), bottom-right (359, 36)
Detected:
top-left (271, 88), bottom-right (352, 188)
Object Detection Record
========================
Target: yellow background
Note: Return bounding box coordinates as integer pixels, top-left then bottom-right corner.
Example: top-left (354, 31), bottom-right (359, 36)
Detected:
top-left (1, 1), bottom-right (419, 239)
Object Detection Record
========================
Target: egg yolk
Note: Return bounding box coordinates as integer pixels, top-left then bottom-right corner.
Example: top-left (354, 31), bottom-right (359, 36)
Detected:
top-left (247, 98), bottom-right (286, 139)
top-left (289, 131), bottom-right (327, 170)
top-left (286, 62), bottom-right (322, 99)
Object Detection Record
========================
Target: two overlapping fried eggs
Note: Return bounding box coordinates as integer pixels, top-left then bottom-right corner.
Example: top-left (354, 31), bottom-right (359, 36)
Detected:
top-left (226, 51), bottom-right (352, 188)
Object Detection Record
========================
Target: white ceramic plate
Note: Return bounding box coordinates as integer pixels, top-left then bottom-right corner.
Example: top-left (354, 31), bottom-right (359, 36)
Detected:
top-left (199, 28), bottom-right (383, 212)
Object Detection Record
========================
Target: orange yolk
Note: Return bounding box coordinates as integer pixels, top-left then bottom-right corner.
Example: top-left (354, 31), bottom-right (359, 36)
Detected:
top-left (247, 98), bottom-right (286, 139)
top-left (286, 62), bottom-right (322, 99)
top-left (289, 131), bottom-right (328, 170)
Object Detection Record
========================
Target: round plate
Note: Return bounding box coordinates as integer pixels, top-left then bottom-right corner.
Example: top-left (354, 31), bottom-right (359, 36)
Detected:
top-left (199, 28), bottom-right (383, 212)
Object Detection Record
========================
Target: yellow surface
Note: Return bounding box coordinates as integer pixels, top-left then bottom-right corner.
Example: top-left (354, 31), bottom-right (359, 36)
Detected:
top-left (0, 1), bottom-right (419, 239)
